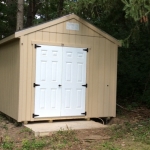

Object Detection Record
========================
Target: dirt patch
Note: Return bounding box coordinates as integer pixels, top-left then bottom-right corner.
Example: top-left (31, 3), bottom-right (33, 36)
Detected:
top-left (0, 116), bottom-right (34, 144)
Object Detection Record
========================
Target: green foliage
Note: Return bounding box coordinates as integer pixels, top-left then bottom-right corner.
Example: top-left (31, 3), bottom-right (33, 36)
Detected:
top-left (0, 0), bottom-right (17, 39)
top-left (101, 142), bottom-right (120, 150)
top-left (22, 139), bottom-right (46, 150)
top-left (1, 136), bottom-right (14, 150)
top-left (122, 0), bottom-right (150, 21)
top-left (117, 23), bottom-right (150, 105)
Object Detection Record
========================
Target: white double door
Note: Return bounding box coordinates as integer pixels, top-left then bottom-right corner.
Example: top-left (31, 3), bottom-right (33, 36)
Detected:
top-left (34, 45), bottom-right (87, 117)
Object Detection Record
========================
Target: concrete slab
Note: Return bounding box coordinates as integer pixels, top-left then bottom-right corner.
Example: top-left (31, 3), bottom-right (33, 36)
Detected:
top-left (25, 120), bottom-right (107, 137)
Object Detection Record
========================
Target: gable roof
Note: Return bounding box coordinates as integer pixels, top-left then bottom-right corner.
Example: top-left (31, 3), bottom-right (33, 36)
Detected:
top-left (0, 14), bottom-right (121, 46)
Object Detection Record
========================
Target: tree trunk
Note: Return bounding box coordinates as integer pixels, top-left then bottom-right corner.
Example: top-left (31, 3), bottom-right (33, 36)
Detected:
top-left (16, 0), bottom-right (24, 31)
top-left (58, 0), bottom-right (64, 17)
top-left (25, 0), bottom-right (42, 28)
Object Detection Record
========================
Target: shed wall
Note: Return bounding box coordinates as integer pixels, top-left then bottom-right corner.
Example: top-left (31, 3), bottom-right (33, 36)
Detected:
top-left (0, 40), bottom-right (20, 120)
top-left (18, 19), bottom-right (118, 121)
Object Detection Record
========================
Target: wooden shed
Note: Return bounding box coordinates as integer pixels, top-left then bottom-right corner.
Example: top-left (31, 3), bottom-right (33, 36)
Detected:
top-left (0, 14), bottom-right (121, 123)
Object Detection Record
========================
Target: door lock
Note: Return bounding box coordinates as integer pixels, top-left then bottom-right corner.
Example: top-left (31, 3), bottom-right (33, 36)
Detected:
top-left (58, 85), bottom-right (62, 87)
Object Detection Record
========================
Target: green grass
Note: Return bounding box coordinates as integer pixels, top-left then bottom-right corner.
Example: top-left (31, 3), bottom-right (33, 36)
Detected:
top-left (111, 120), bottom-right (150, 144)
top-left (1, 110), bottom-right (150, 150)
top-left (1, 136), bottom-right (14, 150)
top-left (22, 139), bottom-right (46, 150)
top-left (20, 127), bottom-right (33, 134)
top-left (0, 128), bottom-right (79, 150)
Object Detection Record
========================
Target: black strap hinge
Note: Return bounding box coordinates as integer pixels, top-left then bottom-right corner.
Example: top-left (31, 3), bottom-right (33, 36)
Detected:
top-left (32, 113), bottom-right (39, 118)
top-left (33, 83), bottom-right (40, 87)
top-left (83, 48), bottom-right (88, 52)
top-left (82, 84), bottom-right (87, 88)
top-left (81, 112), bottom-right (87, 115)
top-left (35, 44), bottom-right (41, 48)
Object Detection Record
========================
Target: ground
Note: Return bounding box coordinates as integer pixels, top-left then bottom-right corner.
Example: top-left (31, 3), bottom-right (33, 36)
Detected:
top-left (1, 106), bottom-right (150, 150)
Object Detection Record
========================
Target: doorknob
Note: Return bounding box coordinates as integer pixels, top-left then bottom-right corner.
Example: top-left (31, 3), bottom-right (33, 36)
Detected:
top-left (58, 85), bottom-right (62, 87)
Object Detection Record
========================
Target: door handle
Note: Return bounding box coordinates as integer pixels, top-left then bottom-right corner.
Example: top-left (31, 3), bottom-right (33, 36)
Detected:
top-left (58, 85), bottom-right (62, 87)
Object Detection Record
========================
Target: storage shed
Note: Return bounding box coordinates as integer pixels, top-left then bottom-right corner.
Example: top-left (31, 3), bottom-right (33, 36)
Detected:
top-left (0, 14), bottom-right (121, 123)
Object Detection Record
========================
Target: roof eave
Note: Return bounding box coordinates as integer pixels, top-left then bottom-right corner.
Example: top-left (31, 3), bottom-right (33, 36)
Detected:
top-left (0, 34), bottom-right (17, 45)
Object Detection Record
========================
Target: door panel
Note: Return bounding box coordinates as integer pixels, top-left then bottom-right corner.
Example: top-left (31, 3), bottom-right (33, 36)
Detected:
top-left (35, 45), bottom-right (87, 118)
top-left (61, 47), bottom-right (87, 116)
top-left (34, 45), bottom-right (62, 117)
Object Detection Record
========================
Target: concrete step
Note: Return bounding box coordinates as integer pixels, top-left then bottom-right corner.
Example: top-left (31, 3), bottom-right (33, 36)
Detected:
top-left (25, 120), bottom-right (107, 137)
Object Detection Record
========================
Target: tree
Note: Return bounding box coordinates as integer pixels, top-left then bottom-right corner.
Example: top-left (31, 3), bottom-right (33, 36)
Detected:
top-left (0, 0), bottom-right (17, 39)
top-left (0, 0), bottom-right (150, 107)
top-left (25, 0), bottom-right (43, 27)
top-left (122, 0), bottom-right (150, 22)
top-left (58, 0), bottom-right (64, 16)
top-left (16, 0), bottom-right (24, 30)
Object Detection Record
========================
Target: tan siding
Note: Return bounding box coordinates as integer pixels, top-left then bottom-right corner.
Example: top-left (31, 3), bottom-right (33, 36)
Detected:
top-left (87, 38), bottom-right (94, 116)
top-left (69, 34), bottom-right (76, 44)
top-left (0, 40), bottom-right (20, 120)
top-left (103, 40), bottom-right (111, 117)
top-left (31, 44), bottom-right (36, 121)
top-left (57, 23), bottom-right (64, 33)
top-left (19, 33), bottom-right (35, 121)
top-left (21, 35), bottom-right (28, 121)
top-left (18, 37), bottom-right (25, 121)
top-left (50, 25), bottom-right (57, 32)
top-left (35, 32), bottom-right (42, 41)
top-left (56, 33), bottom-right (63, 43)
top-left (62, 34), bottom-right (69, 43)
top-left (89, 37), bottom-right (100, 117)
top-left (43, 32), bottom-right (50, 41)
top-left (26, 33), bottom-right (35, 121)
top-left (97, 38), bottom-right (106, 116)
top-left (50, 33), bottom-right (57, 42)
top-left (42, 27), bottom-right (50, 32)
top-left (75, 35), bottom-right (82, 45)
top-left (13, 14), bottom-right (120, 46)
top-left (33, 20), bottom-right (100, 39)
top-left (109, 44), bottom-right (118, 117)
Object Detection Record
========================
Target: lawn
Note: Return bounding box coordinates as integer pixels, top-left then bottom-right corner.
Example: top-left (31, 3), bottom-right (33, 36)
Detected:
top-left (1, 106), bottom-right (150, 150)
